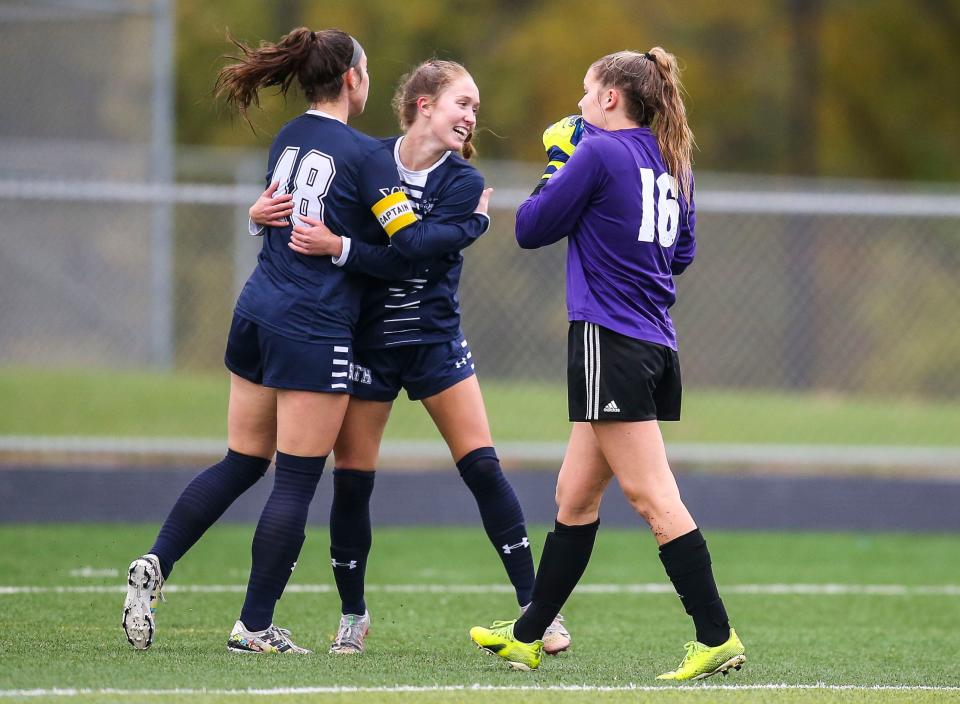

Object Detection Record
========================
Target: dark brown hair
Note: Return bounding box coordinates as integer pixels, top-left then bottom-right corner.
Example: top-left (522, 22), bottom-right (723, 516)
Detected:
top-left (392, 59), bottom-right (477, 160)
top-left (591, 48), bottom-right (695, 202)
top-left (214, 27), bottom-right (358, 123)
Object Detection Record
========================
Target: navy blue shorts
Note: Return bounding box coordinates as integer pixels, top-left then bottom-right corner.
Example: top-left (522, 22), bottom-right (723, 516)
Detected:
top-left (224, 313), bottom-right (353, 393)
top-left (350, 335), bottom-right (475, 402)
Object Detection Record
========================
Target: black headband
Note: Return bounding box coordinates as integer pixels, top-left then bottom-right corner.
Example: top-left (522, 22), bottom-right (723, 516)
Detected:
top-left (644, 52), bottom-right (654, 61)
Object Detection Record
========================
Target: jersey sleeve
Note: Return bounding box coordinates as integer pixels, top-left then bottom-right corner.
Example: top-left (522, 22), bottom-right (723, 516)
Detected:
top-left (389, 170), bottom-right (490, 258)
top-left (671, 183), bottom-right (697, 276)
top-left (515, 137), bottom-right (604, 249)
top-left (338, 238), bottom-right (454, 281)
top-left (358, 148), bottom-right (489, 259)
top-left (390, 172), bottom-right (490, 259)
top-left (357, 145), bottom-right (420, 236)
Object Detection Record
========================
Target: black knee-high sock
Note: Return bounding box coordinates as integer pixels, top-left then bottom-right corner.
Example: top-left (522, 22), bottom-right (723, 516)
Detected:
top-left (659, 528), bottom-right (731, 647)
top-left (240, 451), bottom-right (326, 631)
top-left (150, 449), bottom-right (270, 579)
top-left (329, 468), bottom-right (375, 615)
top-left (513, 519), bottom-right (599, 643)
top-left (457, 447), bottom-right (535, 606)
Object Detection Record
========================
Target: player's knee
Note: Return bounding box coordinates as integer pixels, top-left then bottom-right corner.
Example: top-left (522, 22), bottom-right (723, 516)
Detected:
top-left (555, 485), bottom-right (601, 523)
top-left (622, 484), bottom-right (674, 522)
top-left (456, 449), bottom-right (502, 491)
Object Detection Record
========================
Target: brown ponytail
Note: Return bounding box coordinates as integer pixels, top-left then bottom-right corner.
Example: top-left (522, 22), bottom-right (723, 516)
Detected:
top-left (391, 59), bottom-right (477, 160)
top-left (591, 48), bottom-right (695, 203)
top-left (214, 27), bottom-right (357, 124)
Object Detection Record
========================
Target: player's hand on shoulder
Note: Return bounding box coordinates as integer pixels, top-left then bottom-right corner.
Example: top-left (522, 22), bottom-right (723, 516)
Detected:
top-left (249, 181), bottom-right (294, 227)
top-left (289, 215), bottom-right (344, 258)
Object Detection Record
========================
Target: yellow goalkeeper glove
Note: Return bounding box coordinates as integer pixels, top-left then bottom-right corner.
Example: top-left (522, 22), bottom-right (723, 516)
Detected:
top-left (534, 115), bottom-right (584, 194)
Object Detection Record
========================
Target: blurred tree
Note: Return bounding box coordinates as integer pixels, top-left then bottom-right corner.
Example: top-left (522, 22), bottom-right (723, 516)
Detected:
top-left (173, 0), bottom-right (960, 181)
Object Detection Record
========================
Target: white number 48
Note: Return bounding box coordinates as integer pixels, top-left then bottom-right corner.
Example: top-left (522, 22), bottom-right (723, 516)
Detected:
top-left (637, 168), bottom-right (680, 247)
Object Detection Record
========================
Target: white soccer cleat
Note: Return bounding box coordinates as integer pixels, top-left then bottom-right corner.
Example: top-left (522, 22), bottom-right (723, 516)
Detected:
top-left (543, 613), bottom-right (572, 654)
top-left (329, 611), bottom-right (371, 654)
top-left (226, 620), bottom-right (312, 654)
top-left (122, 554), bottom-right (164, 650)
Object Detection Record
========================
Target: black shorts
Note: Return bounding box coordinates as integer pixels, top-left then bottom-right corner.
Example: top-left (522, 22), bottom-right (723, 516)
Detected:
top-left (568, 321), bottom-right (682, 422)
top-left (224, 312), bottom-right (353, 393)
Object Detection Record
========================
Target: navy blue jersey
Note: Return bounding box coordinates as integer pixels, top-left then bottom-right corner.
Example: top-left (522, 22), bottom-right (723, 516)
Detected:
top-left (239, 112), bottom-right (489, 343)
top-left (337, 136), bottom-right (489, 349)
top-left (236, 111), bottom-right (422, 342)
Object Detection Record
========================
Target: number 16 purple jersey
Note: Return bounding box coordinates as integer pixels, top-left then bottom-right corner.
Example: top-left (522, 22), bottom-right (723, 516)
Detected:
top-left (515, 122), bottom-right (696, 351)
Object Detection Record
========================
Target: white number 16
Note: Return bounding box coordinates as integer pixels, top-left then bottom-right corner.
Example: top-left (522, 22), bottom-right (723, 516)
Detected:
top-left (637, 168), bottom-right (680, 247)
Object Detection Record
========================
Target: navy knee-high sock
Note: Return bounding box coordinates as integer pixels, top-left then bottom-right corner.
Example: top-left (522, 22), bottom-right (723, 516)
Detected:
top-left (239, 451), bottom-right (326, 632)
top-left (457, 447), bottom-right (535, 606)
top-left (513, 519), bottom-right (599, 643)
top-left (150, 449), bottom-right (270, 579)
top-left (329, 469), bottom-right (375, 615)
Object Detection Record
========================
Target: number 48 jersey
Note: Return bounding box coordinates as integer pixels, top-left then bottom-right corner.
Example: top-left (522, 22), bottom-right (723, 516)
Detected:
top-left (236, 110), bottom-right (422, 343)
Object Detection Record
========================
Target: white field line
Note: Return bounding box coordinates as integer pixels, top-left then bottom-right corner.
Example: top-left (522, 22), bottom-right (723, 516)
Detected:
top-left (2, 583), bottom-right (959, 597)
top-left (3, 684), bottom-right (960, 697)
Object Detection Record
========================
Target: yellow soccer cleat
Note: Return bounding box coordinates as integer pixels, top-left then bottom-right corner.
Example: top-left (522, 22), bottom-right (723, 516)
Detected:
top-left (656, 628), bottom-right (746, 681)
top-left (469, 619), bottom-right (544, 671)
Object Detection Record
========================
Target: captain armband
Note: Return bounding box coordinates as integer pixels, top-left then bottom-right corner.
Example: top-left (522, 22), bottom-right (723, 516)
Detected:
top-left (371, 191), bottom-right (417, 237)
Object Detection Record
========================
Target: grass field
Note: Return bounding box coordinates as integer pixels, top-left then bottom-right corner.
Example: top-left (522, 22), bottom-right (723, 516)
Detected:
top-left (1, 525), bottom-right (958, 703)
top-left (3, 367), bottom-right (960, 446)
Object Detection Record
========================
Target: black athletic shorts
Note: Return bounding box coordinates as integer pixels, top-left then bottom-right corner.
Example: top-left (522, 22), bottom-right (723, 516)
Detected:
top-left (567, 321), bottom-right (682, 422)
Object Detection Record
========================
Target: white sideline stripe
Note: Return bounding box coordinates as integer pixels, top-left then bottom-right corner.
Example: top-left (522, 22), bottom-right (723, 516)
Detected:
top-left (3, 684), bottom-right (960, 697)
top-left (2, 583), bottom-right (959, 596)
top-left (3, 436), bottom-right (959, 469)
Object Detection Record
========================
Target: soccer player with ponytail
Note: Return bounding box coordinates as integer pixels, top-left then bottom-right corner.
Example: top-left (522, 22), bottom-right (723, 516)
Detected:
top-left (470, 48), bottom-right (746, 680)
top-left (250, 60), bottom-right (568, 656)
top-left (121, 28), bottom-right (488, 655)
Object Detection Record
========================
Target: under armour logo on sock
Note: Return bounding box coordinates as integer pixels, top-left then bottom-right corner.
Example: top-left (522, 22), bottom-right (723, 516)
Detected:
top-left (501, 537), bottom-right (530, 554)
top-left (331, 558), bottom-right (358, 570)
top-left (603, 400), bottom-right (621, 413)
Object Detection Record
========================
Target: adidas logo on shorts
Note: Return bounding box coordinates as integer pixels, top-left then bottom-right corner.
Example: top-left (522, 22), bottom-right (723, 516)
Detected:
top-left (603, 400), bottom-right (621, 413)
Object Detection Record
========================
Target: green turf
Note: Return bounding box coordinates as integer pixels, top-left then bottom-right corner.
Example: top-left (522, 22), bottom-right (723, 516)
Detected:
top-left (0, 525), bottom-right (958, 704)
top-left (3, 367), bottom-right (960, 446)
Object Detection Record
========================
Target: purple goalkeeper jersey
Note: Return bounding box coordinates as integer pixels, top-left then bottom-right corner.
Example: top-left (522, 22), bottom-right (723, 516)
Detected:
top-left (515, 122), bottom-right (696, 350)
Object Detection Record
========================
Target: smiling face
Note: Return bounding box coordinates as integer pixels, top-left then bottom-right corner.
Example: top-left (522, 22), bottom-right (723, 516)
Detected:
top-left (421, 73), bottom-right (479, 151)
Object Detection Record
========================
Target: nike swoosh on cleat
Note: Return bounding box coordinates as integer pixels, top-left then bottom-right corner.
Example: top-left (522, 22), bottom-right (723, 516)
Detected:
top-left (484, 643), bottom-right (506, 653)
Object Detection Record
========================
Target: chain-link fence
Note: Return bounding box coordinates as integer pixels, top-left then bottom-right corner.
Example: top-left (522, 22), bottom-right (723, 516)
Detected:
top-left (3, 171), bottom-right (959, 388)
